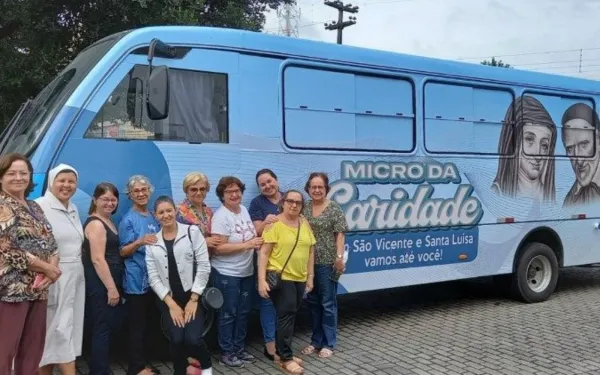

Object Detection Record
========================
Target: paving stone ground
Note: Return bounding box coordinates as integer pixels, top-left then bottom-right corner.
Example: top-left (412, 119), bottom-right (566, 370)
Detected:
top-left (74, 267), bottom-right (600, 374)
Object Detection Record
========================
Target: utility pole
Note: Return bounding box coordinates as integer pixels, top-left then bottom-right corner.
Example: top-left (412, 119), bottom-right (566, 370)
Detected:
top-left (324, 0), bottom-right (359, 44)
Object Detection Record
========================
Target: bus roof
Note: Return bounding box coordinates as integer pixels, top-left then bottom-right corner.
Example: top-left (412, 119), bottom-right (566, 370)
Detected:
top-left (112, 26), bottom-right (600, 96)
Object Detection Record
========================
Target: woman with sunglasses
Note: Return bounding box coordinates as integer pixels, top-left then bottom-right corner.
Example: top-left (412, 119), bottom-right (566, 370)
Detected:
top-left (177, 172), bottom-right (224, 252)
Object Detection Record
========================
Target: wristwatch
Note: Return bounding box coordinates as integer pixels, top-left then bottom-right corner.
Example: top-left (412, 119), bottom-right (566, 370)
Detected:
top-left (190, 295), bottom-right (199, 303)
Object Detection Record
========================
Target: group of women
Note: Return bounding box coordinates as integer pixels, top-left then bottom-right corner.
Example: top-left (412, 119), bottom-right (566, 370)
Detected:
top-left (0, 151), bottom-right (348, 375)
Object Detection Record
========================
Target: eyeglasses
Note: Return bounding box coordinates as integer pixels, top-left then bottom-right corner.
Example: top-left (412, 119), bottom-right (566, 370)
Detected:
top-left (224, 189), bottom-right (241, 195)
top-left (310, 186), bottom-right (325, 191)
top-left (132, 187), bottom-right (149, 196)
top-left (98, 197), bottom-right (118, 204)
top-left (284, 199), bottom-right (303, 206)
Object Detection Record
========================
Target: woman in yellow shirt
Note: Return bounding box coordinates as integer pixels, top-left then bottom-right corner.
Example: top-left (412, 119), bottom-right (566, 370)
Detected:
top-left (258, 190), bottom-right (315, 374)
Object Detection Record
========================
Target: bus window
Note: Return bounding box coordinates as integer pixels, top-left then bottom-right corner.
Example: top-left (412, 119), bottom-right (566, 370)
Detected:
top-left (0, 31), bottom-right (130, 156)
top-left (85, 65), bottom-right (228, 143)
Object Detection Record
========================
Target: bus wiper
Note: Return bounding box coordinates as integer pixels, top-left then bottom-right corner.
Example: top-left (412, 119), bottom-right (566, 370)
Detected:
top-left (0, 99), bottom-right (33, 153)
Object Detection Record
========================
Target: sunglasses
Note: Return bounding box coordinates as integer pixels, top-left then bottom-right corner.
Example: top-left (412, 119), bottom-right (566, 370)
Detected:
top-left (189, 187), bottom-right (208, 193)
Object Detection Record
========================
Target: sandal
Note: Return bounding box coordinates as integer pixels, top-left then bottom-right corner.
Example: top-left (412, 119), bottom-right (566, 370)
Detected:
top-left (280, 360), bottom-right (304, 374)
top-left (301, 345), bottom-right (317, 355)
top-left (319, 348), bottom-right (333, 358)
top-left (276, 356), bottom-right (303, 365)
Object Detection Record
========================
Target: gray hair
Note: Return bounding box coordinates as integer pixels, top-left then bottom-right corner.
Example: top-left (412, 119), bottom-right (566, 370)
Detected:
top-left (125, 174), bottom-right (154, 197)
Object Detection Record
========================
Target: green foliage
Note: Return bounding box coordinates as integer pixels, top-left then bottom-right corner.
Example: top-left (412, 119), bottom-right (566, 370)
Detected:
top-left (481, 57), bottom-right (511, 68)
top-left (0, 0), bottom-right (293, 127)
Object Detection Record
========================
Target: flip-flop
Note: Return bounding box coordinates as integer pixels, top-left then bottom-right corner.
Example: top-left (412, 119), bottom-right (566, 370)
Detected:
top-left (318, 348), bottom-right (333, 358)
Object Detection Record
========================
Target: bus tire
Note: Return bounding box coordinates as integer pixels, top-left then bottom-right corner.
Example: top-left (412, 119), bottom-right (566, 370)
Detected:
top-left (511, 242), bottom-right (559, 303)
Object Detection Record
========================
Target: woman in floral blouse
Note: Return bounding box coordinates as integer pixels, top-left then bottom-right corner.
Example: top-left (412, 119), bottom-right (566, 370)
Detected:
top-left (176, 172), bottom-right (223, 250)
top-left (301, 172), bottom-right (348, 359)
top-left (0, 152), bottom-right (60, 374)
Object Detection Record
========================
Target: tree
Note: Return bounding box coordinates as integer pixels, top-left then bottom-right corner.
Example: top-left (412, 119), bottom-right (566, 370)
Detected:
top-left (481, 57), bottom-right (511, 68)
top-left (0, 0), bottom-right (294, 127)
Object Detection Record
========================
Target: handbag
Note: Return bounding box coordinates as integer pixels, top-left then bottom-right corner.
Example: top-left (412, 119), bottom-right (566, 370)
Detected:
top-left (266, 219), bottom-right (301, 291)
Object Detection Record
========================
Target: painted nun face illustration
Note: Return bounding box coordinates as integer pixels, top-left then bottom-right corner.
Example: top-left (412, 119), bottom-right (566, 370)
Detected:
top-left (563, 118), bottom-right (598, 186)
top-left (519, 123), bottom-right (552, 181)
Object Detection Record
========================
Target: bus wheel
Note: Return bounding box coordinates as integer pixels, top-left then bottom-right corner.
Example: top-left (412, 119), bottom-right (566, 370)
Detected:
top-left (511, 242), bottom-right (559, 303)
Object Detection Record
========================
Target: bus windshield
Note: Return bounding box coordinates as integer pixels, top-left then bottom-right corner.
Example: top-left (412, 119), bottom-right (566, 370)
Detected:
top-left (0, 31), bottom-right (131, 156)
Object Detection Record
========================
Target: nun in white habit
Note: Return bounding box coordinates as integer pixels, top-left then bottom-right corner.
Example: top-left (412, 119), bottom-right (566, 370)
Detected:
top-left (35, 164), bottom-right (85, 375)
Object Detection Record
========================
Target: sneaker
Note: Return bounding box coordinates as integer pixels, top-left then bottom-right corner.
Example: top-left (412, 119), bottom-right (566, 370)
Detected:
top-left (219, 354), bottom-right (244, 368)
top-left (237, 350), bottom-right (257, 364)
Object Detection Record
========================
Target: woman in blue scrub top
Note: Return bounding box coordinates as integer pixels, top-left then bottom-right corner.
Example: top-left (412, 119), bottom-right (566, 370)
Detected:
top-left (118, 175), bottom-right (160, 375)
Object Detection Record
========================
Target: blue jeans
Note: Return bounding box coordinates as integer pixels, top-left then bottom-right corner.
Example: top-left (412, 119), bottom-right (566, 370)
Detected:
top-left (212, 268), bottom-right (254, 356)
top-left (306, 264), bottom-right (338, 350)
top-left (259, 297), bottom-right (277, 343)
top-left (252, 252), bottom-right (277, 344)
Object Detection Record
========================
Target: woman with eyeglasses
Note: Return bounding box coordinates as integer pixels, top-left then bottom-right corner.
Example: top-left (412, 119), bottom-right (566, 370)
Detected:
top-left (258, 189), bottom-right (315, 374)
top-left (0, 153), bottom-right (60, 375)
top-left (118, 175), bottom-right (160, 375)
top-left (210, 176), bottom-right (263, 368)
top-left (176, 172), bottom-right (224, 252)
top-left (301, 172), bottom-right (348, 359)
top-left (82, 182), bottom-right (125, 375)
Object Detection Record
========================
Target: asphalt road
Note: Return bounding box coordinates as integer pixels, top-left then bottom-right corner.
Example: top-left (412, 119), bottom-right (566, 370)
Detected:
top-left (75, 266), bottom-right (600, 375)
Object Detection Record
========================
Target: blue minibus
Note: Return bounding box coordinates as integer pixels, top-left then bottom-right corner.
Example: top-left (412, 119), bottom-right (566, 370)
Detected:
top-left (3, 26), bottom-right (600, 315)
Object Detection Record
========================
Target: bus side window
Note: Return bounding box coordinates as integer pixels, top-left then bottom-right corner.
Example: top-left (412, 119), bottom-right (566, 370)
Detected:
top-left (84, 64), bottom-right (229, 143)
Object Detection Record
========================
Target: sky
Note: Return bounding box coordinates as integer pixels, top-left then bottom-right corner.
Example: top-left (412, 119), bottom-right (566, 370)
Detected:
top-left (263, 0), bottom-right (600, 80)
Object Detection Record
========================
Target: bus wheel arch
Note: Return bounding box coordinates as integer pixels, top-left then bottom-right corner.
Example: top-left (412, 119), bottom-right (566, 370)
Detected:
top-left (494, 227), bottom-right (563, 303)
top-left (512, 226), bottom-right (563, 271)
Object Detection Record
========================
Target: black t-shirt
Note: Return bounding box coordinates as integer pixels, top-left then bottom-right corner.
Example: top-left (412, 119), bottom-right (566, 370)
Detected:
top-left (164, 237), bottom-right (188, 306)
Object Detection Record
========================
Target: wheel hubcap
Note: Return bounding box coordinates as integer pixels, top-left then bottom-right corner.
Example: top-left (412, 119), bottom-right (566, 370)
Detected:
top-left (526, 255), bottom-right (552, 293)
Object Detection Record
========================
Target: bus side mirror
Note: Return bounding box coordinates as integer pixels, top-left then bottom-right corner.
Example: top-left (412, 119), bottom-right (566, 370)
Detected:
top-left (146, 65), bottom-right (170, 120)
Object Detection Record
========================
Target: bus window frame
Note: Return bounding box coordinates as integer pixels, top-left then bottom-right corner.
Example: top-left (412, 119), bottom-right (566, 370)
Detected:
top-left (422, 78), bottom-right (517, 157)
top-left (520, 89), bottom-right (597, 160)
top-left (82, 62), bottom-right (230, 144)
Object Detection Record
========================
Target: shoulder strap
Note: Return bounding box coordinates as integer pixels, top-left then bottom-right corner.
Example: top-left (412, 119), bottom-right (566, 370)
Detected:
top-left (188, 225), bottom-right (197, 270)
top-left (280, 219), bottom-right (301, 274)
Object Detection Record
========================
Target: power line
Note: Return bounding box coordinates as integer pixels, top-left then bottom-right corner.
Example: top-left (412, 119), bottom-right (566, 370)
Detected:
top-left (324, 0), bottom-right (359, 44)
top-left (457, 47), bottom-right (600, 61)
